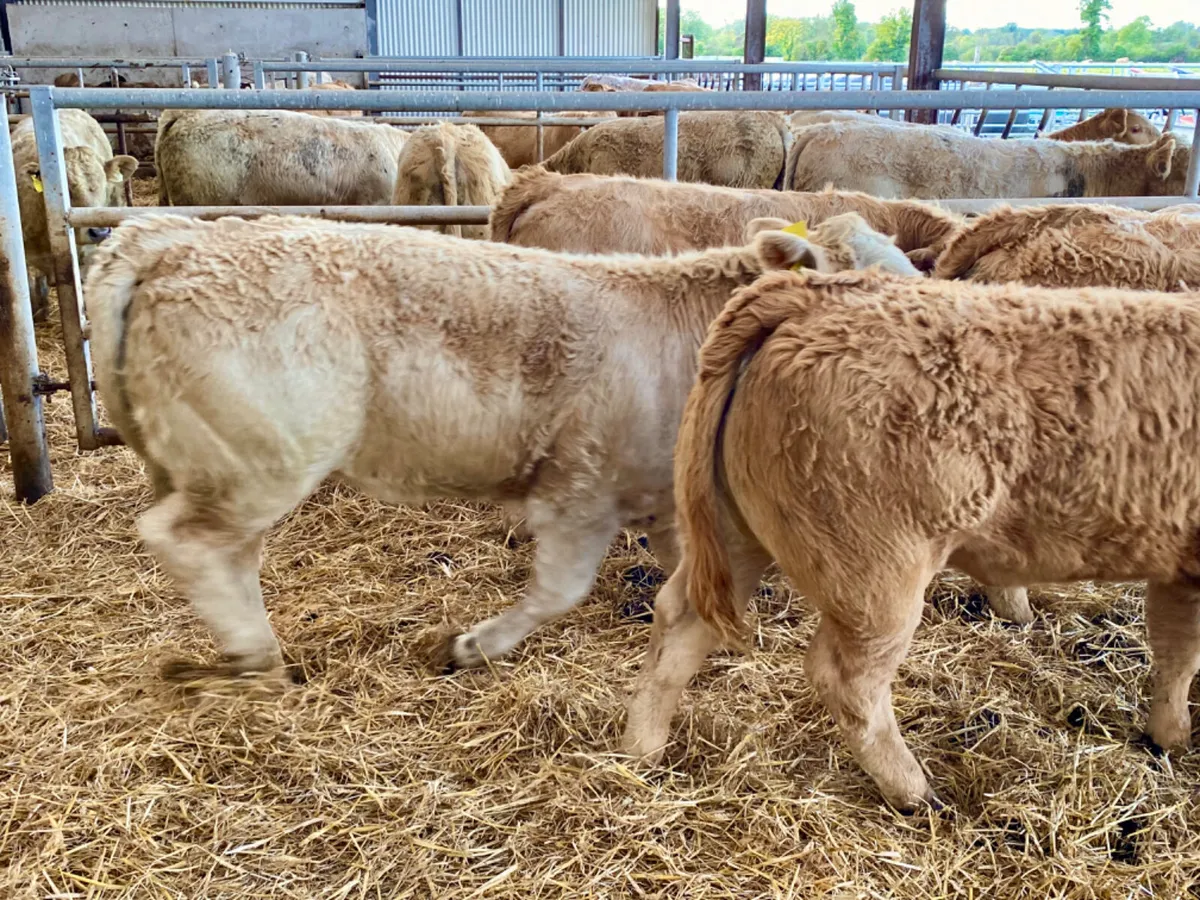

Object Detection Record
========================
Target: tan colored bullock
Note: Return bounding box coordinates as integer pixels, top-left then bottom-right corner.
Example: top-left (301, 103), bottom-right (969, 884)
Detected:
top-left (935, 203), bottom-right (1200, 289)
top-left (625, 269), bottom-right (1200, 811)
top-left (10, 109), bottom-right (137, 318)
top-left (1044, 108), bottom-right (1160, 145)
top-left (84, 213), bottom-right (918, 679)
top-left (462, 110), bottom-right (616, 169)
top-left (155, 109), bottom-right (409, 206)
top-left (392, 122), bottom-right (511, 239)
top-left (491, 168), bottom-right (964, 269)
top-left (786, 121), bottom-right (1186, 199)
top-left (543, 111), bottom-right (792, 189)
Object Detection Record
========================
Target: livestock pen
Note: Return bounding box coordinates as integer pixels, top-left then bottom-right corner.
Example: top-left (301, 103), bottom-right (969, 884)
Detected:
top-left (2, 62), bottom-right (1200, 898)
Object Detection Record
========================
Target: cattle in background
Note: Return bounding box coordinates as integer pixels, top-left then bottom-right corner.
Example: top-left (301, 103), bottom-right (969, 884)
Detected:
top-left (1044, 108), bottom-right (1161, 145)
top-left (10, 109), bottom-right (136, 319)
top-left (624, 269), bottom-right (1200, 810)
top-left (155, 109), bottom-right (408, 206)
top-left (491, 168), bottom-right (963, 271)
top-left (462, 110), bottom-right (616, 169)
top-left (786, 122), bottom-right (1186, 199)
top-left (393, 122), bottom-right (511, 239)
top-left (935, 203), bottom-right (1200, 290)
top-left (543, 111), bottom-right (792, 190)
top-left (83, 212), bottom-right (917, 680)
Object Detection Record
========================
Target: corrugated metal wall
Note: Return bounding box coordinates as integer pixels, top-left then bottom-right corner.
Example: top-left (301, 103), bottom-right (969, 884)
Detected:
top-left (375, 0), bottom-right (655, 57)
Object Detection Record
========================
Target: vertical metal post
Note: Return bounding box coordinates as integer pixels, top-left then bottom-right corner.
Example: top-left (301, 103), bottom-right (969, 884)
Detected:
top-left (743, 0), bottom-right (766, 92)
top-left (1186, 110), bottom-right (1200, 199)
top-left (0, 111), bottom-right (53, 502)
top-left (663, 106), bottom-right (679, 181)
top-left (181, 62), bottom-right (191, 87)
top-left (29, 86), bottom-right (102, 452)
top-left (294, 51), bottom-right (310, 90)
top-left (221, 52), bottom-right (240, 90)
top-left (535, 71), bottom-right (545, 162)
top-left (1165, 108), bottom-right (1179, 132)
top-left (206, 58), bottom-right (219, 89)
top-left (115, 119), bottom-right (133, 205)
top-left (891, 65), bottom-right (904, 119)
top-left (252, 60), bottom-right (266, 90)
top-left (906, 0), bottom-right (946, 124)
top-left (665, 0), bottom-right (680, 60)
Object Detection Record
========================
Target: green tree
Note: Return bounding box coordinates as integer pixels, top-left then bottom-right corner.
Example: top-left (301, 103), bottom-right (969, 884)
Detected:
top-left (767, 17), bottom-right (808, 60)
top-left (864, 7), bottom-right (912, 61)
top-left (1078, 0), bottom-right (1112, 58)
top-left (831, 0), bottom-right (865, 60)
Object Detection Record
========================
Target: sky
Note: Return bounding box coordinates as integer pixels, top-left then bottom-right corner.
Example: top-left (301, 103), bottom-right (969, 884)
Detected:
top-left (682, 0), bottom-right (1198, 31)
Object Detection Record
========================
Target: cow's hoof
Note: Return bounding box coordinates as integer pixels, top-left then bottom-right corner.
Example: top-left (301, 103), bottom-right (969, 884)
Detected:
top-left (895, 791), bottom-right (947, 816)
top-left (435, 633), bottom-right (485, 674)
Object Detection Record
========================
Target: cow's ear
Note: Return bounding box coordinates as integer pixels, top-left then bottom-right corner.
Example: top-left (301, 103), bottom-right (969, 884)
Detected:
top-left (756, 230), bottom-right (824, 271)
top-left (106, 155), bottom-right (138, 182)
top-left (1146, 135), bottom-right (1176, 180)
top-left (742, 216), bottom-right (791, 242)
top-left (1112, 108), bottom-right (1129, 137)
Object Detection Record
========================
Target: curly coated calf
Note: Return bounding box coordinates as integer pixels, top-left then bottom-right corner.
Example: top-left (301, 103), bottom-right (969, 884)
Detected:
top-left (625, 270), bottom-right (1200, 811)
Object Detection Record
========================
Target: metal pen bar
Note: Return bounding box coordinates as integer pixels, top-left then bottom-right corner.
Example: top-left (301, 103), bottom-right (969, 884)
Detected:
top-left (221, 52), bottom-right (240, 90)
top-left (663, 107), bottom-right (679, 181)
top-left (0, 110), bottom-right (54, 502)
top-left (937, 67), bottom-right (1200, 92)
top-left (266, 59), bottom-right (899, 75)
top-left (936, 195), bottom-right (1200, 214)
top-left (1185, 111), bottom-right (1200, 199)
top-left (42, 87), bottom-right (1200, 112)
top-left (29, 90), bottom-right (103, 452)
top-left (206, 58), bottom-right (219, 90)
top-left (253, 60), bottom-right (266, 90)
top-left (66, 205), bottom-right (494, 226)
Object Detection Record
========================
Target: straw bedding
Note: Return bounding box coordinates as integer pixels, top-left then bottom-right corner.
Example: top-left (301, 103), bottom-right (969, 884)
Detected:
top-left (2, 182), bottom-right (1199, 898)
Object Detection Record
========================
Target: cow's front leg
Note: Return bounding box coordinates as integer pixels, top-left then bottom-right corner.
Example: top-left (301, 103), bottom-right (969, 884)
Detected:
top-left (442, 502), bottom-right (620, 670)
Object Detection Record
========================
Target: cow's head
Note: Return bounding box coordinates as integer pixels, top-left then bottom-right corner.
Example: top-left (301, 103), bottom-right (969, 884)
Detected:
top-left (747, 214), bottom-right (922, 277)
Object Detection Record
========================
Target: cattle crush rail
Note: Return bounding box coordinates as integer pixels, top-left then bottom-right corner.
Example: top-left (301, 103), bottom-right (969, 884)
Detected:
top-left (1, 80), bottom-right (1199, 504)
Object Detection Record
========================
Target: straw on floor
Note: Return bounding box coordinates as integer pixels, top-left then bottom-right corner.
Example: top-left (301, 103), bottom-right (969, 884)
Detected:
top-left (1, 187), bottom-right (1198, 898)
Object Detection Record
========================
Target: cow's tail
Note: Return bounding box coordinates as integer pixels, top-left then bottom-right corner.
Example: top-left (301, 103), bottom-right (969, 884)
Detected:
top-left (771, 113), bottom-right (793, 191)
top-left (83, 214), bottom-right (198, 465)
top-left (677, 280), bottom-right (805, 646)
top-left (487, 165), bottom-right (556, 243)
top-left (434, 132), bottom-right (463, 239)
top-left (781, 124), bottom-right (825, 193)
top-left (153, 109), bottom-right (185, 206)
top-left (890, 199), bottom-right (965, 263)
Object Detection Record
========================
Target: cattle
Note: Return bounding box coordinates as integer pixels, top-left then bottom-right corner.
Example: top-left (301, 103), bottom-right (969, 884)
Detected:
top-left (491, 168), bottom-right (963, 270)
top-left (582, 76), bottom-right (710, 117)
top-left (934, 203), bottom-right (1200, 290)
top-left (155, 109), bottom-right (409, 206)
top-left (10, 109), bottom-right (137, 319)
top-left (623, 268), bottom-right (1200, 811)
top-left (542, 111), bottom-right (792, 190)
top-left (293, 80), bottom-right (364, 118)
top-left (788, 110), bottom-right (910, 130)
top-left (393, 122), bottom-right (511, 239)
top-left (462, 110), bottom-right (616, 169)
top-left (1044, 108), bottom-right (1161, 145)
top-left (83, 212), bottom-right (918, 680)
top-left (786, 122), bottom-right (1186, 199)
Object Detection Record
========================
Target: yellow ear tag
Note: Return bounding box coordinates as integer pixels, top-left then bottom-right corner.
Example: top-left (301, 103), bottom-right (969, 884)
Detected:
top-left (782, 220), bottom-right (808, 270)
top-left (31, 173), bottom-right (44, 194)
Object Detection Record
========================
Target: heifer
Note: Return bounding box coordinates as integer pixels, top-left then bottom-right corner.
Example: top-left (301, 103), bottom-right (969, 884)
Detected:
top-left (392, 122), bottom-right (511, 239)
top-left (581, 75), bottom-right (710, 114)
top-left (786, 122), bottom-right (1185, 199)
top-left (155, 109), bottom-right (408, 206)
top-left (492, 168), bottom-right (963, 269)
top-left (935, 203), bottom-right (1200, 290)
top-left (624, 269), bottom-right (1200, 811)
top-left (84, 212), bottom-right (918, 679)
top-left (10, 109), bottom-right (137, 318)
top-left (542, 111), bottom-right (791, 190)
top-left (1044, 108), bottom-right (1160, 145)
top-left (463, 110), bottom-right (616, 168)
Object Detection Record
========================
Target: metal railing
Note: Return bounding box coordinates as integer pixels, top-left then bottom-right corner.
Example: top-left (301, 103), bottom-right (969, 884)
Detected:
top-left (2, 78), bottom-right (1200, 502)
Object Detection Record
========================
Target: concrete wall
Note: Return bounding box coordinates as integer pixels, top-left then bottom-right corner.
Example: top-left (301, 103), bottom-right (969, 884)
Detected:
top-left (9, 3), bottom-right (367, 85)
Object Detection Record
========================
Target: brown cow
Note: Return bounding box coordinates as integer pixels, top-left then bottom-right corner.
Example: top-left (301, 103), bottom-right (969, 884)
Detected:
top-left (625, 268), bottom-right (1200, 810)
top-left (462, 110), bottom-right (616, 169)
top-left (786, 122), bottom-right (1186, 199)
top-left (1044, 108), bottom-right (1161, 145)
top-left (935, 203), bottom-right (1200, 289)
top-left (393, 122), bottom-right (511, 239)
top-left (543, 111), bottom-right (792, 190)
top-left (83, 213), bottom-right (917, 679)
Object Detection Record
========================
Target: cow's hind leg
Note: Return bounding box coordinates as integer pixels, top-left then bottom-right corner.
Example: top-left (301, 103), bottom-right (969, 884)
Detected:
top-left (984, 585), bottom-right (1034, 624)
top-left (804, 558), bottom-right (938, 812)
top-left (443, 502), bottom-right (620, 670)
top-left (1144, 580), bottom-right (1200, 753)
top-left (139, 491), bottom-right (284, 680)
top-left (623, 535), bottom-right (771, 765)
